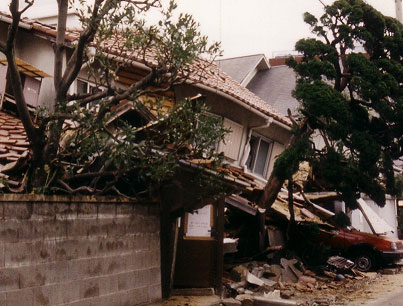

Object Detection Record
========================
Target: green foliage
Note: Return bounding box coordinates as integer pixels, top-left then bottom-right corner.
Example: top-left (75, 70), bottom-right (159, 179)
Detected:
top-left (273, 134), bottom-right (311, 181)
top-left (19, 0), bottom-right (224, 199)
top-left (57, 97), bottom-right (228, 198)
top-left (285, 0), bottom-right (403, 208)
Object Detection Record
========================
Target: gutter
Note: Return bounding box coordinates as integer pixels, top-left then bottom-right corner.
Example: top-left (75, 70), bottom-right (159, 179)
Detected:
top-left (0, 15), bottom-right (32, 30)
top-left (194, 83), bottom-right (291, 131)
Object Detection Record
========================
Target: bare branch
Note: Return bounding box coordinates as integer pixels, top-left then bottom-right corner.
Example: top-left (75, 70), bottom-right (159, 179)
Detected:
top-left (56, 179), bottom-right (99, 194)
top-left (38, 112), bottom-right (76, 131)
top-left (54, 0), bottom-right (68, 89)
top-left (96, 68), bottom-right (157, 121)
top-left (5, 0), bottom-right (41, 147)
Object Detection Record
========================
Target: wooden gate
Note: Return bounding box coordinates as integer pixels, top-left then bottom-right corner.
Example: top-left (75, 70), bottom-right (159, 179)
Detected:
top-left (173, 200), bottom-right (224, 291)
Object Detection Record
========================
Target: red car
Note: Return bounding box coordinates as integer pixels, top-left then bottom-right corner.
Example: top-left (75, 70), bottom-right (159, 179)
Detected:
top-left (318, 225), bottom-right (403, 271)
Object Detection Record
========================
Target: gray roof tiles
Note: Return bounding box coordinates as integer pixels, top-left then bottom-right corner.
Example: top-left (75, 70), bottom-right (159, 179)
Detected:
top-left (217, 54), bottom-right (264, 84)
top-left (246, 65), bottom-right (299, 116)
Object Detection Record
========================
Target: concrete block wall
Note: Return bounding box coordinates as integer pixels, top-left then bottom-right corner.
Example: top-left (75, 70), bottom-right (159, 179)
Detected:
top-left (0, 194), bottom-right (161, 306)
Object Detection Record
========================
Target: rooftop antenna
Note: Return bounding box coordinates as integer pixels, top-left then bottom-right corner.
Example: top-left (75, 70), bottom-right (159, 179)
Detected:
top-left (396, 0), bottom-right (403, 23)
top-left (318, 0), bottom-right (326, 7)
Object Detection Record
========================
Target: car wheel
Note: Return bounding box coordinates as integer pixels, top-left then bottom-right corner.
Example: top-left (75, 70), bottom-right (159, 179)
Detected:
top-left (354, 251), bottom-right (376, 272)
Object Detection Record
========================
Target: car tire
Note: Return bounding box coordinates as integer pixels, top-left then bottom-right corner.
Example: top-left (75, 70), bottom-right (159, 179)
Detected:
top-left (354, 251), bottom-right (376, 272)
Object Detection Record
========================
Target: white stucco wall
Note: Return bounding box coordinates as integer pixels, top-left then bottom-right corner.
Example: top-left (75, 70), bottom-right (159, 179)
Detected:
top-left (0, 22), bottom-right (57, 109)
top-left (350, 195), bottom-right (398, 238)
top-left (174, 84), bottom-right (292, 181)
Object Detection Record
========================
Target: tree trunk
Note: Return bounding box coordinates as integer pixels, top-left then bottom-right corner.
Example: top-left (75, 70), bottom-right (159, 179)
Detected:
top-left (258, 120), bottom-right (312, 209)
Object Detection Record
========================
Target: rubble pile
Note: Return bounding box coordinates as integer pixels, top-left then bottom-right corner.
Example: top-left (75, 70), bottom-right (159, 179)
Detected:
top-left (222, 256), bottom-right (371, 306)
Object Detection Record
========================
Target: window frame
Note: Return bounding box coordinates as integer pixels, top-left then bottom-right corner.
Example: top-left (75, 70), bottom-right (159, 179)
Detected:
top-left (246, 132), bottom-right (273, 178)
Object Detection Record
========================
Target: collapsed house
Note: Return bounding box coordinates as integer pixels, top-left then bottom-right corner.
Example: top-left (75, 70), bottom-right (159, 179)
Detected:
top-left (1, 10), bottom-right (401, 304)
top-left (218, 53), bottom-right (401, 240)
top-left (0, 11), bottom-right (295, 301)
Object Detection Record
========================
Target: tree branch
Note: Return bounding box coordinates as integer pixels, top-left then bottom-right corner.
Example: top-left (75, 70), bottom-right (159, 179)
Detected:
top-left (96, 68), bottom-right (157, 121)
top-left (5, 0), bottom-right (41, 147)
top-left (54, 0), bottom-right (68, 89)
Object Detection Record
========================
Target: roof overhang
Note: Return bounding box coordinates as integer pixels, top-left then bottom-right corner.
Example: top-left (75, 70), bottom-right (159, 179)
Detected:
top-left (0, 57), bottom-right (51, 78)
top-left (193, 82), bottom-right (292, 131)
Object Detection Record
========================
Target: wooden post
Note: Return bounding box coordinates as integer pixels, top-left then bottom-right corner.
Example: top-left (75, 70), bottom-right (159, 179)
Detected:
top-left (215, 197), bottom-right (225, 296)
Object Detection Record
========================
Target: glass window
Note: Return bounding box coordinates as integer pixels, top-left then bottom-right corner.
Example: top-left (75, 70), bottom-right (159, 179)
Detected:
top-left (246, 134), bottom-right (272, 177)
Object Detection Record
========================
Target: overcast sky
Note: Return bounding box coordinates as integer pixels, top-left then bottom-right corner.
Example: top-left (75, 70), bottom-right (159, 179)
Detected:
top-left (0, 0), bottom-right (398, 58)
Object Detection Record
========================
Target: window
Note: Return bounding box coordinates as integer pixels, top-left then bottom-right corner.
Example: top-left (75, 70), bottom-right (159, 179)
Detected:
top-left (218, 118), bottom-right (244, 161)
top-left (246, 134), bottom-right (272, 177)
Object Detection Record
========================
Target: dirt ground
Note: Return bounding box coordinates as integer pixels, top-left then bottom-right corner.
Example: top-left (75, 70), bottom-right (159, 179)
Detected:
top-left (342, 272), bottom-right (403, 306)
top-left (293, 270), bottom-right (403, 306)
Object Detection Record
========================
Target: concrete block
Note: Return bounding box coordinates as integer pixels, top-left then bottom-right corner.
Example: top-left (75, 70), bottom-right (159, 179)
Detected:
top-left (102, 237), bottom-right (130, 256)
top-left (106, 219), bottom-right (127, 237)
top-left (86, 258), bottom-right (105, 278)
top-left (60, 281), bottom-right (80, 304)
top-left (148, 284), bottom-right (162, 303)
top-left (0, 293), bottom-right (5, 306)
top-left (67, 257), bottom-right (105, 281)
top-left (66, 219), bottom-right (90, 238)
top-left (133, 205), bottom-right (148, 217)
top-left (120, 287), bottom-right (148, 306)
top-left (33, 285), bottom-right (57, 306)
top-left (32, 203), bottom-right (56, 219)
top-left (88, 292), bottom-right (121, 306)
top-left (222, 298), bottom-right (242, 306)
top-left (54, 202), bottom-right (78, 219)
top-left (116, 203), bottom-right (133, 216)
top-left (31, 240), bottom-right (56, 264)
top-left (39, 219), bottom-right (68, 240)
top-left (34, 282), bottom-right (79, 305)
top-left (117, 271), bottom-right (135, 291)
top-left (6, 288), bottom-right (33, 306)
top-left (85, 219), bottom-right (109, 238)
top-left (55, 239), bottom-right (80, 261)
top-left (148, 267), bottom-right (161, 286)
top-left (149, 234), bottom-right (160, 250)
top-left (235, 294), bottom-right (253, 306)
top-left (4, 203), bottom-right (33, 220)
top-left (76, 238), bottom-right (99, 258)
top-left (0, 244), bottom-right (4, 267)
top-left (127, 251), bottom-right (145, 271)
top-left (18, 266), bottom-right (47, 288)
top-left (98, 274), bottom-right (119, 296)
top-left (0, 268), bottom-right (19, 292)
top-left (77, 203), bottom-right (98, 217)
top-left (79, 279), bottom-right (100, 299)
top-left (0, 220), bottom-right (19, 243)
top-left (98, 204), bottom-right (116, 217)
top-left (253, 296), bottom-right (297, 306)
top-left (135, 269), bottom-right (151, 288)
top-left (62, 298), bottom-right (92, 306)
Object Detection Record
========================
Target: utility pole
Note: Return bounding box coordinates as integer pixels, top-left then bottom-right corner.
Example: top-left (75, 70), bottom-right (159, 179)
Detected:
top-left (396, 0), bottom-right (403, 23)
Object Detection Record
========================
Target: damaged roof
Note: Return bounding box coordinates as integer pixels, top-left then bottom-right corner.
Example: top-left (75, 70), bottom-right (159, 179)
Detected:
top-left (0, 11), bottom-right (292, 127)
top-left (0, 111), bottom-right (30, 189)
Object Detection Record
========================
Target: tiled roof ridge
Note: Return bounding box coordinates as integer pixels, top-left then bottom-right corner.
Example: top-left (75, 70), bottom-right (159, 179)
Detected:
top-left (0, 11), bottom-right (291, 126)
